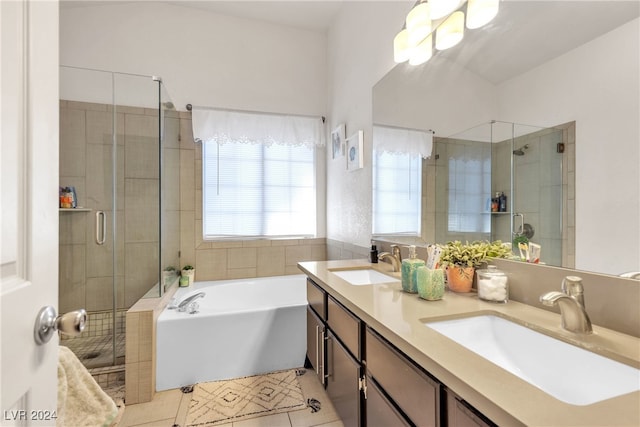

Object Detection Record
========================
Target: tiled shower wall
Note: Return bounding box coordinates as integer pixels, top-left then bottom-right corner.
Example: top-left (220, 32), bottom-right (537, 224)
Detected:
top-left (491, 122), bottom-right (575, 268)
top-left (176, 112), bottom-right (327, 279)
top-left (59, 100), bottom-right (176, 314)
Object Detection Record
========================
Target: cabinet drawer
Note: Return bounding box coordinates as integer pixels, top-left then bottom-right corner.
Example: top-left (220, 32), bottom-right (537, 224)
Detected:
top-left (366, 375), bottom-right (411, 427)
top-left (307, 278), bottom-right (326, 319)
top-left (445, 388), bottom-right (496, 427)
top-left (327, 296), bottom-right (361, 360)
top-left (366, 327), bottom-right (439, 427)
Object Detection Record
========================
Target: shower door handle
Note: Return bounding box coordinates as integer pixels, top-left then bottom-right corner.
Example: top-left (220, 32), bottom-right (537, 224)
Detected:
top-left (513, 212), bottom-right (524, 236)
top-left (95, 210), bottom-right (106, 245)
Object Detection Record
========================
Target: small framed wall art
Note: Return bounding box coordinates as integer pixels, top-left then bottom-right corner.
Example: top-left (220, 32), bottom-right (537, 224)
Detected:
top-left (346, 130), bottom-right (364, 171)
top-left (331, 123), bottom-right (346, 159)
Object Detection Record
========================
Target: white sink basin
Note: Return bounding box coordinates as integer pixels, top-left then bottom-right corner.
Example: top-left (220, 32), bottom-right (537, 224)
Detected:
top-left (330, 268), bottom-right (400, 286)
top-left (424, 315), bottom-right (640, 405)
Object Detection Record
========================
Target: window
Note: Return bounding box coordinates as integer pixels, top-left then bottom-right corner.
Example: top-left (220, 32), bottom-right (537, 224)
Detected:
top-left (372, 151), bottom-right (422, 235)
top-left (202, 141), bottom-right (316, 238)
top-left (193, 108), bottom-right (323, 240)
top-left (446, 142), bottom-right (491, 234)
top-left (371, 125), bottom-right (431, 236)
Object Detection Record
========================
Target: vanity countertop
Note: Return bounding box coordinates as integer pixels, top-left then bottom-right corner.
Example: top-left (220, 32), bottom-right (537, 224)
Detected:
top-left (298, 259), bottom-right (640, 427)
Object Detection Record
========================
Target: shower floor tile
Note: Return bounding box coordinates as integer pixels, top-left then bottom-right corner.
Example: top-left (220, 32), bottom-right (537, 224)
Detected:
top-left (61, 332), bottom-right (125, 369)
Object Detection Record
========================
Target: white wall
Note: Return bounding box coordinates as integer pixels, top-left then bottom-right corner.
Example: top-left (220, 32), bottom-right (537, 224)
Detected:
top-left (60, 1), bottom-right (327, 116)
top-left (325, 1), bottom-right (412, 248)
top-left (497, 18), bottom-right (640, 274)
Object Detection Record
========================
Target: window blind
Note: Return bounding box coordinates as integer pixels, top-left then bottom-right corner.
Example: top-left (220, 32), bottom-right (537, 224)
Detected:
top-left (372, 151), bottom-right (422, 235)
top-left (202, 141), bottom-right (316, 239)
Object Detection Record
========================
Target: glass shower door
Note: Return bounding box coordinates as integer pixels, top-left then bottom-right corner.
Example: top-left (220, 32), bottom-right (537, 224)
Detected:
top-left (59, 67), bottom-right (170, 369)
top-left (511, 124), bottom-right (565, 266)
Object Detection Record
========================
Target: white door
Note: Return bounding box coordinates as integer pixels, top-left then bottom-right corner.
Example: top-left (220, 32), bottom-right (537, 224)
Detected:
top-left (1, 0), bottom-right (60, 425)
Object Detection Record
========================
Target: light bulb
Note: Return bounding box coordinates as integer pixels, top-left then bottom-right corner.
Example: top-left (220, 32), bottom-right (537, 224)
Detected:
top-left (435, 11), bottom-right (465, 50)
top-left (393, 29), bottom-right (410, 63)
top-left (409, 34), bottom-right (433, 66)
top-left (466, 0), bottom-right (499, 29)
top-left (429, 0), bottom-right (462, 20)
top-left (406, 2), bottom-right (432, 49)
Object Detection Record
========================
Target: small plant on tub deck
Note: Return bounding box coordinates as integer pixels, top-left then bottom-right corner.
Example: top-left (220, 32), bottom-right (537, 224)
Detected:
top-left (181, 265), bottom-right (195, 286)
top-left (439, 241), bottom-right (511, 292)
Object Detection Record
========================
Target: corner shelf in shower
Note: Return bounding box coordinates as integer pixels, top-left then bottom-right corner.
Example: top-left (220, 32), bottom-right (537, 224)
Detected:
top-left (59, 207), bottom-right (92, 212)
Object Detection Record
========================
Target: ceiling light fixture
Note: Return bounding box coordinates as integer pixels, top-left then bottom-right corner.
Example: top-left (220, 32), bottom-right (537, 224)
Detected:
top-left (435, 11), bottom-right (465, 50)
top-left (466, 0), bottom-right (500, 29)
top-left (429, 0), bottom-right (462, 20)
top-left (393, 0), bottom-right (499, 65)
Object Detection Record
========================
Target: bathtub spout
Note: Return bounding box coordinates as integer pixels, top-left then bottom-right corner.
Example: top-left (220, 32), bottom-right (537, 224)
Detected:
top-left (177, 292), bottom-right (205, 312)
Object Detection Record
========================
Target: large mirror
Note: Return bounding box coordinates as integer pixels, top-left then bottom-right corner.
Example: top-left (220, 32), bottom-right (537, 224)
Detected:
top-left (372, 1), bottom-right (640, 275)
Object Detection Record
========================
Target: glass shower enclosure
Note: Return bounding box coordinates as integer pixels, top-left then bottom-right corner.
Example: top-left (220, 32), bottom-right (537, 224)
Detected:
top-left (434, 120), bottom-right (569, 267)
top-left (59, 66), bottom-right (179, 369)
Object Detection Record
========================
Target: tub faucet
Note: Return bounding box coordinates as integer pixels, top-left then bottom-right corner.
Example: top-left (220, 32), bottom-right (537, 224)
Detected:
top-left (620, 271), bottom-right (640, 279)
top-left (378, 245), bottom-right (402, 272)
top-left (540, 276), bottom-right (592, 334)
top-left (177, 292), bottom-right (205, 312)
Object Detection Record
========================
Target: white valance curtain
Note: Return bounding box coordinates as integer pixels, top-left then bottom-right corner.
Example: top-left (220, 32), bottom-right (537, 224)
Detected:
top-left (373, 125), bottom-right (434, 158)
top-left (192, 107), bottom-right (325, 148)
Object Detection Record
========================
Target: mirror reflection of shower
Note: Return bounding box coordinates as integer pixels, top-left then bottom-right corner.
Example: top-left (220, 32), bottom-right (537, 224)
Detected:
top-left (513, 144), bottom-right (529, 156)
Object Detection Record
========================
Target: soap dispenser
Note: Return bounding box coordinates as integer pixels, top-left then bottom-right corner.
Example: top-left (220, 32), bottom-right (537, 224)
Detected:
top-left (369, 244), bottom-right (378, 263)
top-left (401, 245), bottom-right (425, 293)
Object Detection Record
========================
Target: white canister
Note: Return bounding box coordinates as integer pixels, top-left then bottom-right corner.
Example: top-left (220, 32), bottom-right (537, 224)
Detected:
top-left (476, 265), bottom-right (508, 303)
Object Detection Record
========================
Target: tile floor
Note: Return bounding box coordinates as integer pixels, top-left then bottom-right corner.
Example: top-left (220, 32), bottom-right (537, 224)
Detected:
top-left (118, 369), bottom-right (344, 427)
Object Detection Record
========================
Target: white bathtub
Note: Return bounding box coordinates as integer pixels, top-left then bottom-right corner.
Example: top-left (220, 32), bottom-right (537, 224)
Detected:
top-left (156, 274), bottom-right (308, 391)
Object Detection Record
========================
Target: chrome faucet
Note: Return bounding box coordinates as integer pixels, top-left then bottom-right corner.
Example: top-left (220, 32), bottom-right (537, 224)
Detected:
top-left (620, 271), bottom-right (640, 279)
top-left (378, 245), bottom-right (402, 272)
top-left (540, 276), bottom-right (592, 334)
top-left (177, 292), bottom-right (205, 312)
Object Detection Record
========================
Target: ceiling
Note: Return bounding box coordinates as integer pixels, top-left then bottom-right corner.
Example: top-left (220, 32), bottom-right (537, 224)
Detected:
top-left (60, 1), bottom-right (639, 83)
top-left (165, 1), bottom-right (345, 31)
top-left (440, 1), bottom-right (640, 84)
top-left (60, 0), bottom-right (347, 32)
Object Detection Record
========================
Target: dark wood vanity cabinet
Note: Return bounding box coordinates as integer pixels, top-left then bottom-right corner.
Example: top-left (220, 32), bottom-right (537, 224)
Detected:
top-left (306, 279), bottom-right (327, 387)
top-left (306, 279), bottom-right (365, 426)
top-left (325, 293), bottom-right (364, 426)
top-left (326, 329), bottom-right (362, 427)
top-left (307, 278), bottom-right (326, 319)
top-left (305, 277), bottom-right (495, 427)
top-left (366, 327), bottom-right (440, 427)
top-left (444, 388), bottom-right (496, 427)
top-left (306, 306), bottom-right (325, 386)
top-left (365, 374), bottom-right (411, 427)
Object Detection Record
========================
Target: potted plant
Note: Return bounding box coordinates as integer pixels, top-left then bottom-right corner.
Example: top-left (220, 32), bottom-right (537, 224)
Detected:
top-left (439, 240), bottom-right (511, 292)
top-left (181, 265), bottom-right (195, 287)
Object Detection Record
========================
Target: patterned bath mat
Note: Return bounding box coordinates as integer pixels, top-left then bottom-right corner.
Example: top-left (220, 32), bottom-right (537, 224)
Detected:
top-left (185, 369), bottom-right (306, 426)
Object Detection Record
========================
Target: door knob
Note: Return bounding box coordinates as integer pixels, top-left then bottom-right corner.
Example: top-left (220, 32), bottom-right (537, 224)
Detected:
top-left (34, 306), bottom-right (87, 345)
